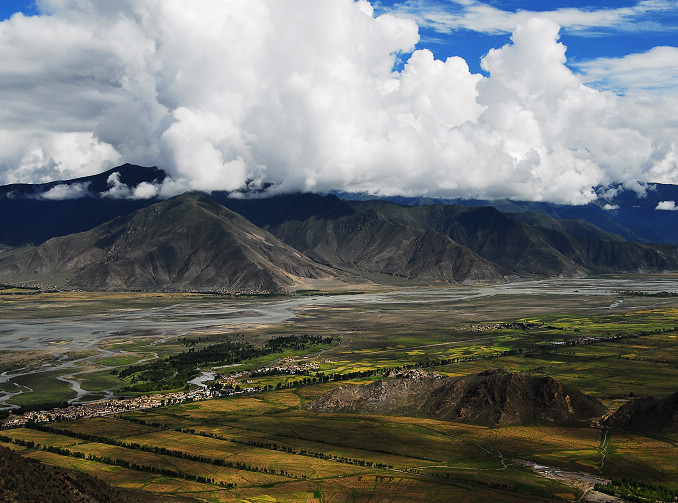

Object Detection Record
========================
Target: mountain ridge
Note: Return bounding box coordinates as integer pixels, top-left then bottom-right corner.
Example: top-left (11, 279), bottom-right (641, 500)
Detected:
top-left (0, 192), bottom-right (340, 293)
top-left (1, 164), bottom-right (678, 292)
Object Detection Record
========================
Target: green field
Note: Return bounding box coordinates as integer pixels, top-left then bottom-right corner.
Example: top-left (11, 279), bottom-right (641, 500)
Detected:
top-left (2, 276), bottom-right (678, 501)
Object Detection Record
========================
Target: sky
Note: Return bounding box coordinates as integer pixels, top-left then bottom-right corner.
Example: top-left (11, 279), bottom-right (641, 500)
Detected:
top-left (0, 0), bottom-right (677, 204)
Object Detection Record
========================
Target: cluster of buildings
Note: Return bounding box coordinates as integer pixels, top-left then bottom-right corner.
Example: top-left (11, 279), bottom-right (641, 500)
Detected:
top-left (250, 359), bottom-right (319, 376)
top-left (2, 358), bottom-right (330, 429)
top-left (385, 369), bottom-right (442, 379)
top-left (1, 386), bottom-right (220, 428)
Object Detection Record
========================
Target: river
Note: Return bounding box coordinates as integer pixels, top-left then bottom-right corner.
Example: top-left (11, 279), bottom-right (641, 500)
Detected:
top-left (0, 275), bottom-right (675, 408)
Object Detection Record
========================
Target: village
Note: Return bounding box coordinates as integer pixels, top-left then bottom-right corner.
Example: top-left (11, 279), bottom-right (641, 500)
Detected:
top-left (1, 386), bottom-right (223, 428)
top-left (1, 359), bottom-right (321, 428)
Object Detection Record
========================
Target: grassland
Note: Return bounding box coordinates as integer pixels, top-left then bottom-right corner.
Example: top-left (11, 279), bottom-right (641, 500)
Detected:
top-left (2, 275), bottom-right (678, 501)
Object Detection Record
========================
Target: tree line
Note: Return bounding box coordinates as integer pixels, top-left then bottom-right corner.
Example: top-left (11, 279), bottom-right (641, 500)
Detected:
top-left (122, 417), bottom-right (393, 470)
top-left (0, 432), bottom-right (236, 488)
top-left (23, 422), bottom-right (297, 479)
top-left (595, 478), bottom-right (678, 502)
top-left (114, 334), bottom-right (334, 392)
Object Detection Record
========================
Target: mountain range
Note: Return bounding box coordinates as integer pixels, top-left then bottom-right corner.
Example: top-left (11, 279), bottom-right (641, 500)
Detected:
top-left (1, 164), bottom-right (677, 292)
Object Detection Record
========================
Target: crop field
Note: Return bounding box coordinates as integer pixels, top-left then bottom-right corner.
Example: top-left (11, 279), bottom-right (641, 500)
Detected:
top-left (2, 275), bottom-right (678, 501)
top-left (7, 387), bottom-right (677, 501)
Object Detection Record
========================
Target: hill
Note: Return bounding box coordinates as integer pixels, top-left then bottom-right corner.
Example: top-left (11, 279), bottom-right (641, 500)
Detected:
top-left (0, 445), bottom-right (150, 502)
top-left (370, 183), bottom-right (678, 245)
top-left (605, 391), bottom-right (678, 433)
top-left (307, 369), bottom-right (608, 426)
top-left (0, 193), bottom-right (337, 293)
top-left (508, 211), bottom-right (625, 242)
top-left (262, 206), bottom-right (507, 283)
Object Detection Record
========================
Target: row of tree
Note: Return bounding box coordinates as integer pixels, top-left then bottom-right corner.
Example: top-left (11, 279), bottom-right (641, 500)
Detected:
top-left (0, 433), bottom-right (236, 488)
top-left (115, 334), bottom-right (335, 392)
top-left (595, 478), bottom-right (678, 502)
top-left (24, 422), bottom-right (297, 478)
top-left (122, 417), bottom-right (392, 470)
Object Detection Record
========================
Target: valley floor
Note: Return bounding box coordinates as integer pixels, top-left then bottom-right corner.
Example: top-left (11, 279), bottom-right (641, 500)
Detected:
top-left (2, 274), bottom-right (678, 501)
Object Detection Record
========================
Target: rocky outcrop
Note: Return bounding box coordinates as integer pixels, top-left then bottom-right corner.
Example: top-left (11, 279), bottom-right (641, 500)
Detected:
top-left (307, 369), bottom-right (608, 426)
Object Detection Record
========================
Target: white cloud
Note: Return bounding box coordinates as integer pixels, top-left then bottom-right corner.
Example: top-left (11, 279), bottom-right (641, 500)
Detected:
top-left (100, 170), bottom-right (163, 199)
top-left (41, 182), bottom-right (91, 200)
top-left (573, 46), bottom-right (678, 96)
top-left (132, 181), bottom-right (160, 199)
top-left (101, 172), bottom-right (132, 199)
top-left (381, 0), bottom-right (678, 35)
top-left (656, 200), bottom-right (678, 210)
top-left (0, 1), bottom-right (676, 204)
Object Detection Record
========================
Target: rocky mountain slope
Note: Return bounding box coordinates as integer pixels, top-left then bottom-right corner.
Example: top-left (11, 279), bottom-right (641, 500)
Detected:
top-left (220, 194), bottom-right (678, 279)
top-left (0, 193), bottom-right (337, 292)
top-left (307, 369), bottom-right (608, 426)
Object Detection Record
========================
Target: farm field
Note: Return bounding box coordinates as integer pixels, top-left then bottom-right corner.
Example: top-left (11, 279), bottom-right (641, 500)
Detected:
top-left (2, 274), bottom-right (678, 501)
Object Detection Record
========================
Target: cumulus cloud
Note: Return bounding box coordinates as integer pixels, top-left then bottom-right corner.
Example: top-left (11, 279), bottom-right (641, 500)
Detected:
top-left (656, 200), bottom-right (678, 210)
top-left (100, 171), bottom-right (162, 199)
top-left (0, 1), bottom-right (676, 203)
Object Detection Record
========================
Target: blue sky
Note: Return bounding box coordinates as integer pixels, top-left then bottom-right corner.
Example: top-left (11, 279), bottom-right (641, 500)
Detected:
top-left (0, 1), bottom-right (677, 202)
top-left (375, 0), bottom-right (678, 76)
top-left (0, 1), bottom-right (35, 19)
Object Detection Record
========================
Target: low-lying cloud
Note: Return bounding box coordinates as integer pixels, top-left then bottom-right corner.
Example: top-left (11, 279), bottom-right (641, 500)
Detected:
top-left (656, 200), bottom-right (678, 211)
top-left (0, 0), bottom-right (677, 204)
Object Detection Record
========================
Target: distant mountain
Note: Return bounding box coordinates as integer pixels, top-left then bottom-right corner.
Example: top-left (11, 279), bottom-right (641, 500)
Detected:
top-left (217, 194), bottom-right (678, 279)
top-left (256, 205), bottom-right (506, 283)
top-left (605, 391), bottom-right (678, 433)
top-left (0, 163), bottom-right (167, 199)
top-left (1, 165), bottom-right (678, 290)
top-left (307, 369), bottom-right (608, 426)
top-left (339, 184), bottom-right (678, 245)
top-left (509, 211), bottom-right (625, 242)
top-left (3, 165), bottom-right (678, 249)
top-left (0, 193), bottom-right (337, 293)
top-left (0, 164), bottom-right (166, 246)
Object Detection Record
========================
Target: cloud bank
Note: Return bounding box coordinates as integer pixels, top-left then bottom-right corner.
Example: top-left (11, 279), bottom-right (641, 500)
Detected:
top-left (0, 0), bottom-right (677, 203)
